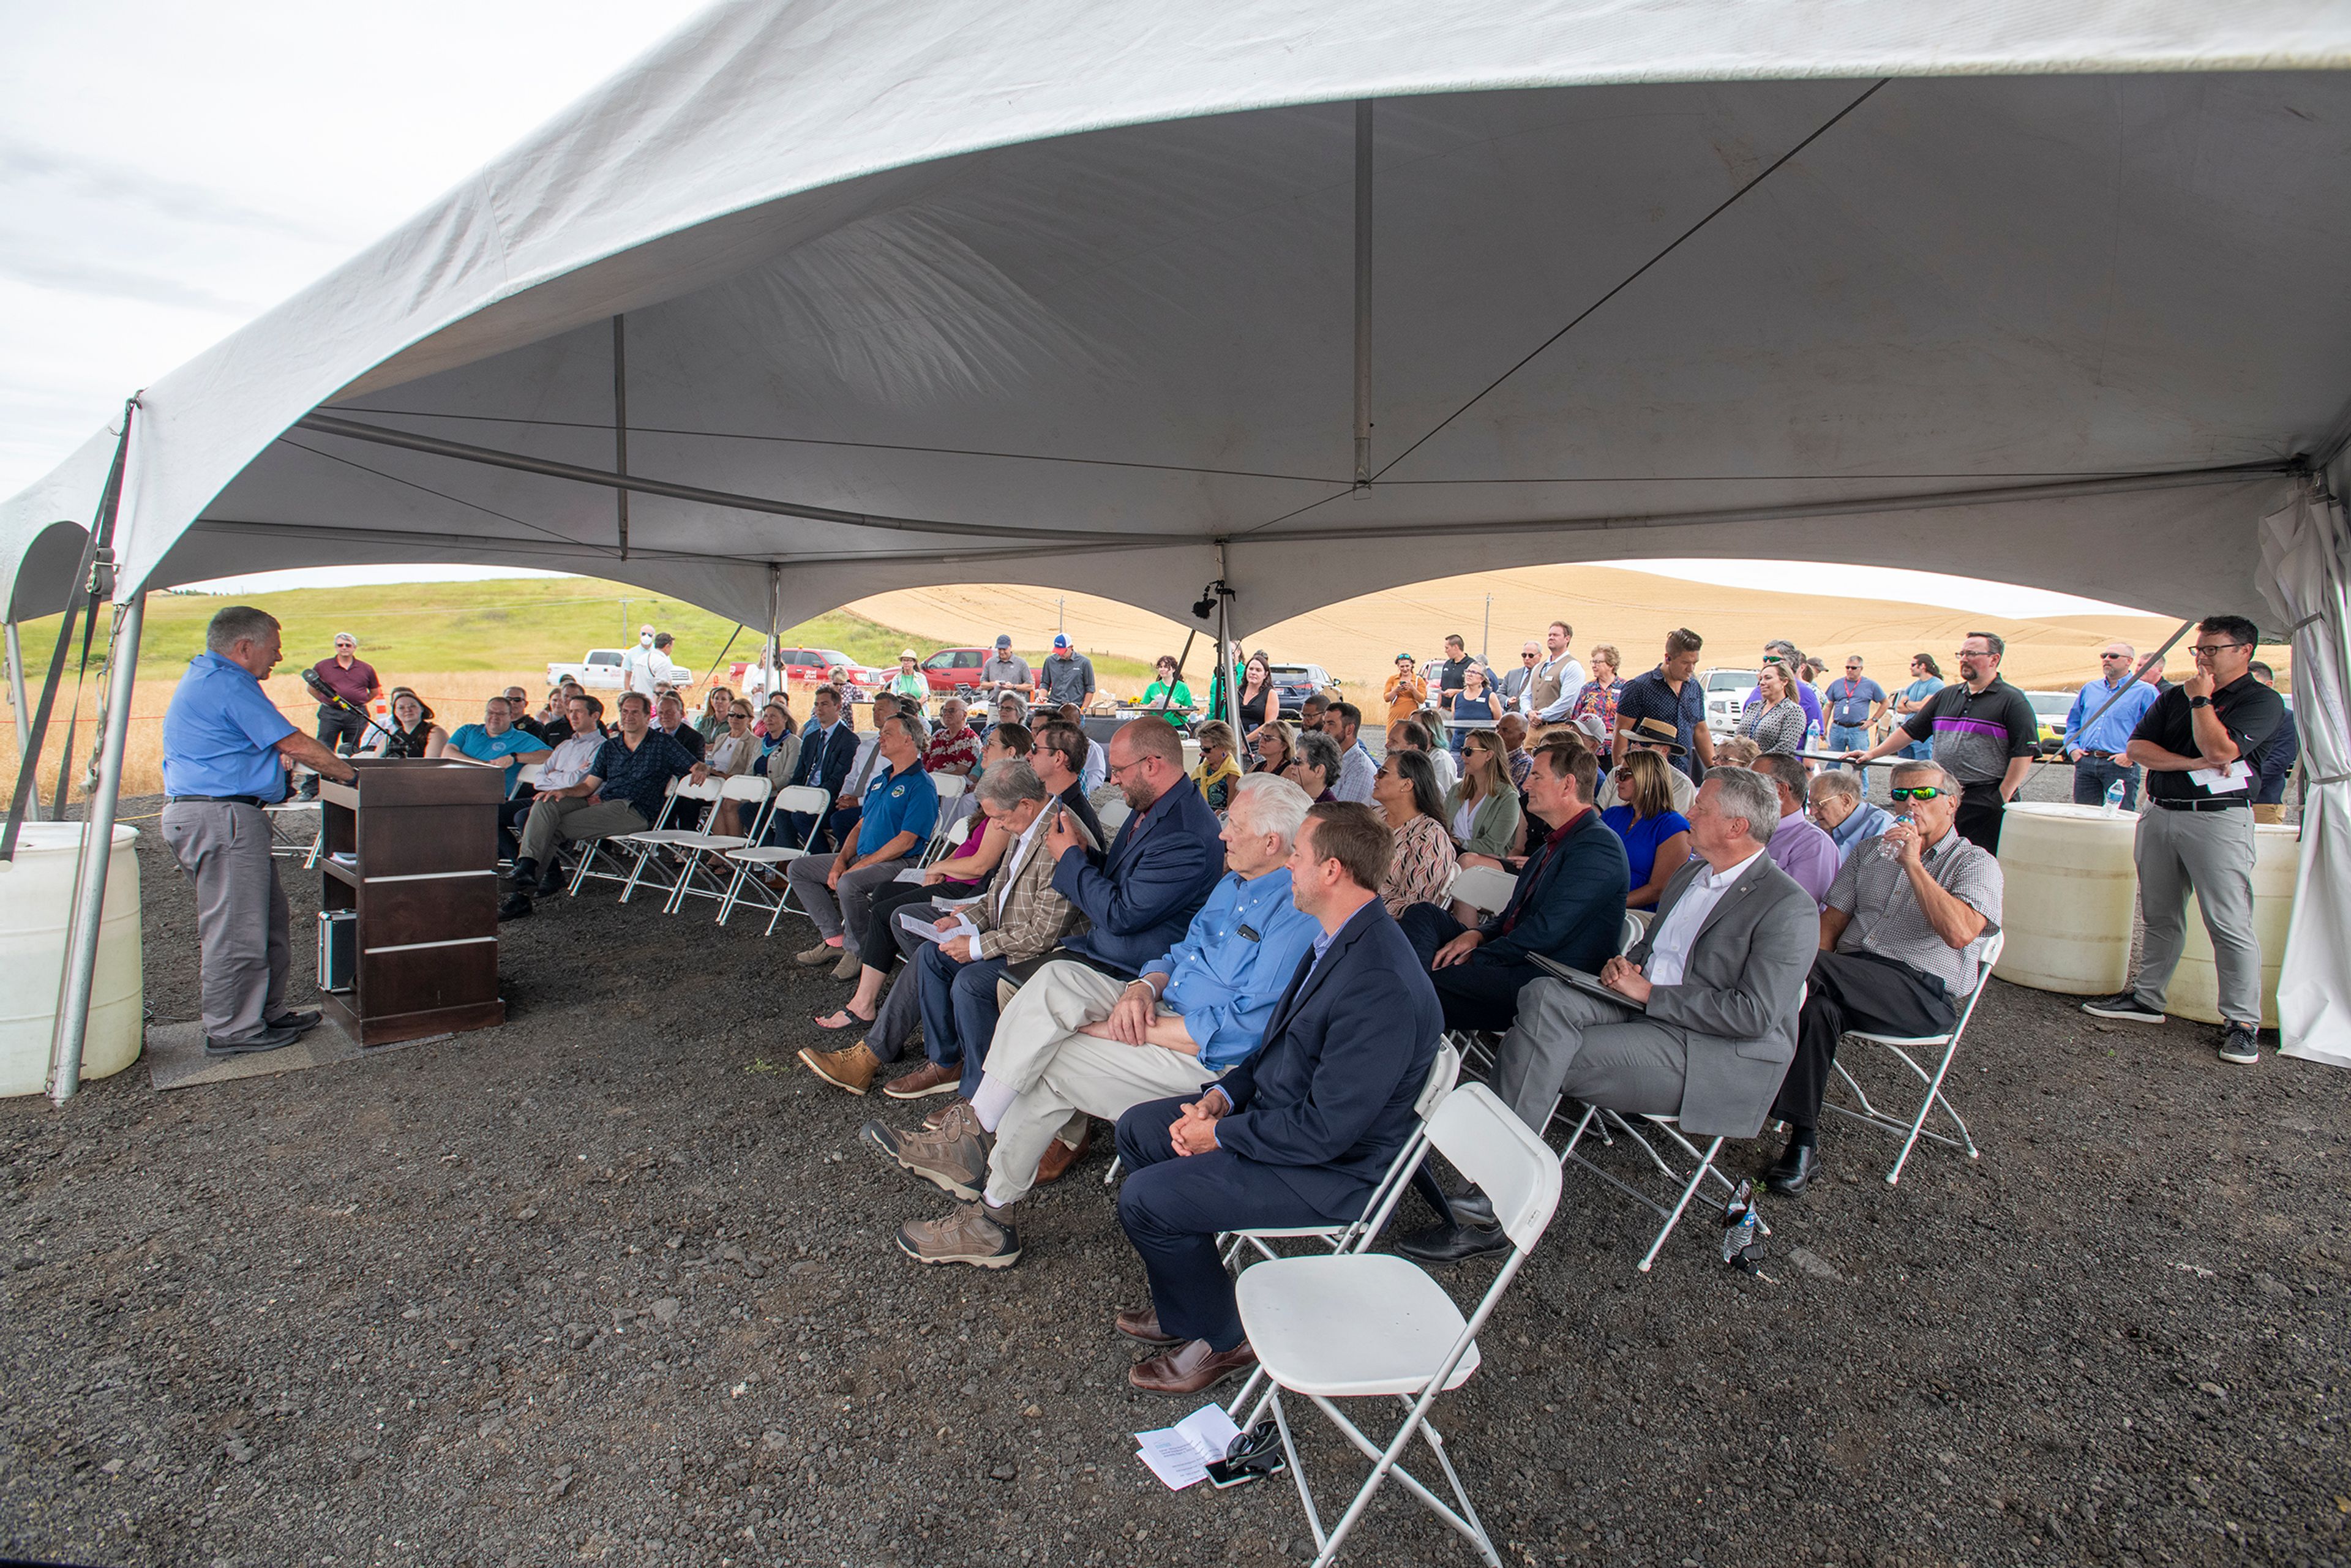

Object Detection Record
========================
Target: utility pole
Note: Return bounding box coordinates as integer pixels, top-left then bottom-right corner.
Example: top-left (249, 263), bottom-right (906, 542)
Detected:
top-left (1056, 597), bottom-right (1066, 638)
top-left (1482, 594), bottom-right (1492, 662)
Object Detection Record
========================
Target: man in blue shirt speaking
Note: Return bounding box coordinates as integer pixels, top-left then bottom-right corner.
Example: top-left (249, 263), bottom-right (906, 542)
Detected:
top-left (876, 773), bottom-right (1320, 1270)
top-left (159, 607), bottom-right (359, 1055)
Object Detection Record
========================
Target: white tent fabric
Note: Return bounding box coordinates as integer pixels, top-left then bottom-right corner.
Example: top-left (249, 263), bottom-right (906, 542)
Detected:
top-left (2260, 487), bottom-right (2351, 1067)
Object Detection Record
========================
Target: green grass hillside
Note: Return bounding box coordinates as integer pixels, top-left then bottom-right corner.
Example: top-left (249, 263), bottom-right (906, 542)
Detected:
top-left (12, 577), bottom-right (1153, 686)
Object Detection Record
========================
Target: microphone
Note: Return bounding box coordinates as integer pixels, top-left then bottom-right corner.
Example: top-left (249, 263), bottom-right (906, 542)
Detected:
top-left (304, 668), bottom-right (402, 745)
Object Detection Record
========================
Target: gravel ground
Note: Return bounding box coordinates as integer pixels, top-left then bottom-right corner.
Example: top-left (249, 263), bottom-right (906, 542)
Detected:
top-left (3, 775), bottom-right (2344, 1568)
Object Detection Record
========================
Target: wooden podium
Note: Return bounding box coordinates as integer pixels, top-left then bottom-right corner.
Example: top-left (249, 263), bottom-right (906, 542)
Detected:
top-left (315, 759), bottom-right (507, 1045)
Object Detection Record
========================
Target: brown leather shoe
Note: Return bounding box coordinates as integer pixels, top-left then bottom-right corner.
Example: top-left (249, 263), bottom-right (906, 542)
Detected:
top-left (798, 1040), bottom-right (880, 1095)
top-left (1129, 1338), bottom-right (1256, 1395)
top-left (1033, 1120), bottom-right (1092, 1185)
top-left (1115, 1307), bottom-right (1183, 1346)
top-left (883, 1060), bottom-right (960, 1100)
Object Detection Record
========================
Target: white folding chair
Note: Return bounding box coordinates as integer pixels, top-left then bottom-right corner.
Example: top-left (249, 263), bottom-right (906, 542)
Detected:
top-left (1223, 1040), bottom-right (1461, 1266)
top-left (919, 773), bottom-right (969, 864)
top-left (658, 776), bottom-right (776, 913)
top-left (565, 779), bottom-right (689, 897)
top-left (616, 775), bottom-right (729, 903)
top-left (1445, 863), bottom-right (1517, 920)
top-left (1230, 1083), bottom-right (1561, 1568)
top-left (263, 784), bottom-right (320, 862)
top-left (512, 760), bottom-right (546, 793)
top-left (1823, 930), bottom-right (2003, 1184)
top-left (1621, 908), bottom-right (1651, 950)
top-left (716, 784), bottom-right (834, 932)
top-left (1557, 1104), bottom-right (1756, 1272)
top-left (1095, 797), bottom-right (1133, 838)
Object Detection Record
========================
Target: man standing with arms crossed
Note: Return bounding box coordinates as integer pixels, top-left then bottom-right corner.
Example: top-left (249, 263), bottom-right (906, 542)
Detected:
top-left (300, 631), bottom-right (379, 799)
top-left (1613, 628), bottom-right (1715, 786)
top-left (1842, 632), bottom-right (2038, 853)
top-left (2081, 617), bottom-right (2284, 1065)
top-left (161, 608), bottom-right (359, 1054)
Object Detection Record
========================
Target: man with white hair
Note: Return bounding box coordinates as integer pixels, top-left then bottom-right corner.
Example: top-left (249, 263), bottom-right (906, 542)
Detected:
top-left (877, 774), bottom-right (1320, 1269)
top-left (1496, 640), bottom-right (1544, 715)
top-left (1806, 768), bottom-right (1892, 866)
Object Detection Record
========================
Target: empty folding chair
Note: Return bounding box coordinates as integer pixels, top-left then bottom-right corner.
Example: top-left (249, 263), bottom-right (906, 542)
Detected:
top-left (1229, 1082), bottom-right (1560, 1568)
top-left (1823, 929), bottom-right (2003, 1184)
top-left (264, 780), bottom-right (320, 862)
top-left (920, 774), bottom-right (969, 863)
top-left (659, 776), bottom-right (775, 913)
top-left (1445, 863), bottom-right (1517, 921)
top-left (716, 784), bottom-right (834, 932)
top-left (616, 775), bottom-right (729, 904)
top-left (565, 778), bottom-right (689, 897)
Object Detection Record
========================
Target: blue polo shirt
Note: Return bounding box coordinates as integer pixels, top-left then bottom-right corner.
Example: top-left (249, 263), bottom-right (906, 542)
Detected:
top-left (1147, 868), bottom-right (1319, 1070)
top-left (853, 760), bottom-right (939, 860)
top-left (160, 651), bottom-right (299, 800)
top-left (446, 723), bottom-right (552, 797)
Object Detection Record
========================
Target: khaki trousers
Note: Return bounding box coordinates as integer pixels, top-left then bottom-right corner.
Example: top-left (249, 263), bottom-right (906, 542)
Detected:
top-left (516, 795), bottom-right (649, 867)
top-left (981, 959), bottom-right (1218, 1209)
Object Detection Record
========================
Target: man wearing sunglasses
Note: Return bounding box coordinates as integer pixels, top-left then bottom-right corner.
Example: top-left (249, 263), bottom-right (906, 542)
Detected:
top-left (1765, 761), bottom-right (2003, 1193)
top-left (1496, 640), bottom-right (1543, 714)
top-left (2063, 643), bottom-right (2161, 809)
top-left (1842, 632), bottom-right (2039, 853)
top-left (2082, 616), bottom-right (2284, 1066)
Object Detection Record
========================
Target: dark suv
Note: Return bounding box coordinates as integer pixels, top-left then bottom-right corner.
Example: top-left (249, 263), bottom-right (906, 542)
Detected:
top-left (1268, 664), bottom-right (1340, 718)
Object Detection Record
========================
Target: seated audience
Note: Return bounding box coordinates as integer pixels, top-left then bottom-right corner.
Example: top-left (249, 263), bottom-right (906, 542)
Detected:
top-left (786, 713), bottom-right (940, 977)
top-left (1709, 735), bottom-right (1761, 770)
top-left (1807, 767), bottom-right (1892, 865)
top-left (701, 700), bottom-right (765, 837)
top-left (1497, 711), bottom-right (1535, 793)
top-left (519, 686), bottom-right (568, 743)
top-left (1618, 717), bottom-right (1700, 813)
top-left (1372, 748), bottom-right (1459, 918)
top-left (988, 690), bottom-right (1030, 735)
top-left (1446, 727), bottom-right (1523, 866)
top-left (1109, 803), bottom-right (1441, 1394)
top-left (1249, 719), bottom-right (1295, 777)
top-left (1295, 692), bottom-right (1330, 735)
top-left (1753, 752), bottom-right (1839, 907)
top-left (444, 695), bottom-right (551, 798)
top-left (500, 691), bottom-right (700, 918)
top-left (362, 688), bottom-right (446, 759)
top-left (1764, 761), bottom-right (2002, 1194)
top-left (1601, 748), bottom-right (1693, 910)
top-left (1283, 729), bottom-right (1342, 802)
top-left (498, 693), bottom-right (604, 861)
top-left (697, 686), bottom-right (733, 744)
top-left (1190, 721), bottom-right (1243, 812)
top-left (653, 691), bottom-right (707, 762)
top-left (924, 697), bottom-right (981, 778)
top-left (754, 699), bottom-right (802, 786)
top-left (767, 686), bottom-right (858, 851)
top-left (1387, 716), bottom-right (1459, 793)
top-left (1054, 703), bottom-right (1110, 794)
top-left (1395, 740), bottom-right (1628, 1035)
top-left (1400, 768), bottom-right (1813, 1263)
top-left (1326, 702), bottom-right (1376, 803)
top-left (1028, 722), bottom-right (1109, 851)
top-left (872, 776), bottom-right (1321, 1269)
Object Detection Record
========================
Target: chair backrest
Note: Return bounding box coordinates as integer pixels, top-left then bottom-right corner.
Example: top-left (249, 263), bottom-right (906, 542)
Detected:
top-left (1449, 863), bottom-right (1517, 918)
top-left (514, 761), bottom-right (544, 788)
top-left (1424, 1083), bottom-right (1562, 1253)
top-left (932, 772), bottom-right (969, 800)
top-left (1414, 1038), bottom-right (1463, 1118)
top-left (719, 774), bottom-right (771, 803)
top-left (945, 816), bottom-right (973, 849)
top-left (1097, 799), bottom-right (1133, 835)
top-left (676, 774), bottom-right (728, 803)
top-left (771, 784), bottom-right (833, 816)
top-left (1619, 910), bottom-right (1645, 955)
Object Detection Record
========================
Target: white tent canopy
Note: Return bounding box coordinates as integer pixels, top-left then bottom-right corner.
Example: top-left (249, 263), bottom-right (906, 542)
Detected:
top-left (5, 0), bottom-right (2350, 1076)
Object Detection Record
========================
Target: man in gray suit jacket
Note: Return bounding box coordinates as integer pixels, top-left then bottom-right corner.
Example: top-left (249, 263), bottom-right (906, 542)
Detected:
top-left (1398, 767), bottom-right (1815, 1263)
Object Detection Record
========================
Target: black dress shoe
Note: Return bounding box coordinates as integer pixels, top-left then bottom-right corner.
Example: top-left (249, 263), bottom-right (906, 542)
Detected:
top-left (535, 863), bottom-right (568, 897)
top-left (264, 1009), bottom-right (323, 1034)
top-left (1393, 1220), bottom-right (1512, 1266)
top-left (1763, 1140), bottom-right (1820, 1196)
top-left (203, 1026), bottom-right (301, 1057)
top-left (497, 893), bottom-right (534, 921)
top-left (1449, 1189), bottom-right (1497, 1229)
top-left (508, 857), bottom-right (539, 886)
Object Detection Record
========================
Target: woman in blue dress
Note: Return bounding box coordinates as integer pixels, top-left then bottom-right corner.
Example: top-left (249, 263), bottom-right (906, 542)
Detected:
top-left (1600, 749), bottom-right (1694, 910)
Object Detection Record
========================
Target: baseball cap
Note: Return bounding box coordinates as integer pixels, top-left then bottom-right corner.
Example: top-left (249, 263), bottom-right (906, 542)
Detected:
top-left (995, 634), bottom-right (1012, 648)
top-left (1053, 634), bottom-right (1071, 649)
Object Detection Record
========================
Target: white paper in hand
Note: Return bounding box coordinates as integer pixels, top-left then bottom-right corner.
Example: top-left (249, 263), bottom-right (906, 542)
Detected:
top-left (1133, 1403), bottom-right (1242, 1490)
top-left (2188, 759), bottom-right (2252, 794)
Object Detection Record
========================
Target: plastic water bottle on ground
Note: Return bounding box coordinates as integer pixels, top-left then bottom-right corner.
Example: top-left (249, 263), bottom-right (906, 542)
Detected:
top-left (2103, 778), bottom-right (2128, 816)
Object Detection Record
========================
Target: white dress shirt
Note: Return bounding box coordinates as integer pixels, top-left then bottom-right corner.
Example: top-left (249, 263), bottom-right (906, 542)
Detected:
top-left (1643, 849), bottom-right (1766, 988)
top-left (1532, 653), bottom-right (1589, 721)
top-left (536, 732), bottom-right (605, 790)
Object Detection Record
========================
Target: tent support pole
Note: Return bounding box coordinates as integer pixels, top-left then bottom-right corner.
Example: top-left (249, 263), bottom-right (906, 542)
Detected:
top-left (765, 563), bottom-right (782, 696)
top-left (1218, 544), bottom-right (1243, 739)
top-left (1353, 99), bottom-right (1373, 490)
top-left (4, 621), bottom-right (36, 822)
top-left (48, 590), bottom-right (141, 1106)
top-left (612, 316), bottom-right (630, 560)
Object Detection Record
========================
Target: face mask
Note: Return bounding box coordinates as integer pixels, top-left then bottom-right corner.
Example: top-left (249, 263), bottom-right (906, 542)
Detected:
top-left (640, 633), bottom-right (654, 646)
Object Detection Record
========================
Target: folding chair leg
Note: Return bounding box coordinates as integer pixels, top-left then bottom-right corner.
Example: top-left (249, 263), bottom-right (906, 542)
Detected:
top-left (1300, 1392), bottom-right (1501, 1568)
top-left (1889, 1043), bottom-right (1977, 1186)
top-left (1638, 1135), bottom-right (1725, 1274)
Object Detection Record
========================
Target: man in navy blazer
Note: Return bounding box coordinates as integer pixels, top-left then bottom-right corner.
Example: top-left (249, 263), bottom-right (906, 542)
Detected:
top-left (1040, 716), bottom-right (1224, 977)
top-left (1112, 802), bottom-right (1442, 1395)
top-left (1397, 740), bottom-right (1629, 1033)
top-left (765, 686), bottom-right (859, 851)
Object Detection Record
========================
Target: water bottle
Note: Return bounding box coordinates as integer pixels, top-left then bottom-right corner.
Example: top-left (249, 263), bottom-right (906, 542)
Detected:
top-left (1877, 812), bottom-right (1914, 861)
top-left (2103, 778), bottom-right (2128, 817)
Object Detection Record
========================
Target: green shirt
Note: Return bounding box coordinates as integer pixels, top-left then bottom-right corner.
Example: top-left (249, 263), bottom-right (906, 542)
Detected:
top-left (1141, 680), bottom-right (1195, 710)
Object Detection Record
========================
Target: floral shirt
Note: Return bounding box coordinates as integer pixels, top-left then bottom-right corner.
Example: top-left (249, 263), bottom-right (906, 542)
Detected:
top-left (1379, 813), bottom-right (1460, 918)
top-left (923, 724), bottom-right (981, 776)
top-left (1570, 678), bottom-right (1622, 741)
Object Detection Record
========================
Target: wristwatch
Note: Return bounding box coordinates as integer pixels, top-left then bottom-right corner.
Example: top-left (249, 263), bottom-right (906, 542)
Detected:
top-left (2188, 695), bottom-right (2211, 709)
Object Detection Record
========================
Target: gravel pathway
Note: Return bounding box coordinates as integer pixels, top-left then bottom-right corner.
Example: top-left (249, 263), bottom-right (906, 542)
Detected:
top-left (2, 786), bottom-right (2344, 1568)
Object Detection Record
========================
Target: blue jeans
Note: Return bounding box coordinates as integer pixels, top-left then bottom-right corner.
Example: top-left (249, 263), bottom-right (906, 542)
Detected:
top-left (914, 942), bottom-right (1008, 1095)
top-left (2071, 755), bottom-right (2141, 809)
top-left (1828, 722), bottom-right (1873, 754)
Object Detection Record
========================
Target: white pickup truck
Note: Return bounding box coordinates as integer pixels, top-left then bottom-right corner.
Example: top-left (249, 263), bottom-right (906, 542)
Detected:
top-left (546, 648), bottom-right (697, 692)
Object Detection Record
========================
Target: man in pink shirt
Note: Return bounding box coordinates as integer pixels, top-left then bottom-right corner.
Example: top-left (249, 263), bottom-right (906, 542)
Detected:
top-left (301, 632), bottom-right (380, 798)
top-left (1753, 754), bottom-right (1839, 908)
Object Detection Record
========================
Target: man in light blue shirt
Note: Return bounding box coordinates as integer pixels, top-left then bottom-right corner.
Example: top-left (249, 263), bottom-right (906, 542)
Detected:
top-left (444, 696), bottom-right (551, 798)
top-left (879, 773), bottom-right (1318, 1269)
top-left (2064, 642), bottom-right (2162, 808)
top-left (159, 607), bottom-right (358, 1055)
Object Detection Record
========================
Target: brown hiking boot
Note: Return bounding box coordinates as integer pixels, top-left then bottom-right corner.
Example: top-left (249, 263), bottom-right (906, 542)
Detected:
top-left (798, 1040), bottom-right (881, 1095)
top-left (859, 1102), bottom-right (990, 1200)
top-left (882, 1059), bottom-right (959, 1100)
top-left (1035, 1119), bottom-right (1092, 1185)
top-left (895, 1202), bottom-right (1021, 1269)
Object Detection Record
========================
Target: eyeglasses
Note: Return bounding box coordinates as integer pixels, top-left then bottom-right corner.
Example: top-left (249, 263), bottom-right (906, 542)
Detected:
top-left (1888, 786), bottom-right (1948, 801)
top-left (1106, 755), bottom-right (1150, 779)
top-left (2189, 642), bottom-right (2248, 659)
top-left (1954, 648), bottom-right (1992, 660)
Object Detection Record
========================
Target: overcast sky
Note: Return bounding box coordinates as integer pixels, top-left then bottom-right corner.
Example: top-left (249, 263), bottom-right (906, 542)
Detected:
top-left (2, 2), bottom-right (2140, 620)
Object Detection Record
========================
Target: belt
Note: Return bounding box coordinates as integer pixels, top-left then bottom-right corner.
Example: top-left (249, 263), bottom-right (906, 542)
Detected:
top-left (2151, 797), bottom-right (2246, 812)
top-left (2077, 749), bottom-right (2116, 760)
top-left (167, 794), bottom-right (269, 808)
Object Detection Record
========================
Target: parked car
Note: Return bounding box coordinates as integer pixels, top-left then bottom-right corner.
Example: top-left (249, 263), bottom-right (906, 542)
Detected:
top-left (1703, 667), bottom-right (1759, 732)
top-left (1268, 663), bottom-right (1341, 718)
top-left (916, 647), bottom-right (996, 692)
top-left (728, 647), bottom-right (887, 694)
top-left (2025, 689), bottom-right (2074, 746)
top-left (547, 648), bottom-right (697, 691)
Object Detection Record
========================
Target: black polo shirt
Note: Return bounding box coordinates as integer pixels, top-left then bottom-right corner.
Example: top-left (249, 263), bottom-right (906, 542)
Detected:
top-left (1897, 677), bottom-right (2039, 789)
top-left (2132, 673), bottom-right (2284, 806)
top-left (1438, 656), bottom-right (1473, 693)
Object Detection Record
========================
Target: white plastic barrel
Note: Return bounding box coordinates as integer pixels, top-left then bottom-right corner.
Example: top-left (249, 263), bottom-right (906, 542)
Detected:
top-left (2169, 822), bottom-right (2298, 1029)
top-left (0, 823), bottom-right (143, 1096)
top-left (1992, 802), bottom-right (2140, 996)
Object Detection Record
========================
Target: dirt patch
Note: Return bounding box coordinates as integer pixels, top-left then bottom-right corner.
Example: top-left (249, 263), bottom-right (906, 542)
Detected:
top-left (1, 793), bottom-right (2344, 1568)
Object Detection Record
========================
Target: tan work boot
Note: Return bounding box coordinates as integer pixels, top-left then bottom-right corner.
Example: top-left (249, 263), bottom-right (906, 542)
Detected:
top-left (895, 1202), bottom-right (1021, 1269)
top-left (798, 1040), bottom-right (881, 1095)
top-left (859, 1101), bottom-right (991, 1201)
top-left (795, 939), bottom-right (841, 967)
top-left (1034, 1119), bottom-right (1092, 1185)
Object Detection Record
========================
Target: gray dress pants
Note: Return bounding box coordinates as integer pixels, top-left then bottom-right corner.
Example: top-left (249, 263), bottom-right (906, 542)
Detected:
top-left (159, 800), bottom-right (290, 1043)
top-left (784, 856), bottom-right (904, 956)
top-left (2131, 805), bottom-right (2261, 1024)
top-left (1490, 978), bottom-right (1690, 1133)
